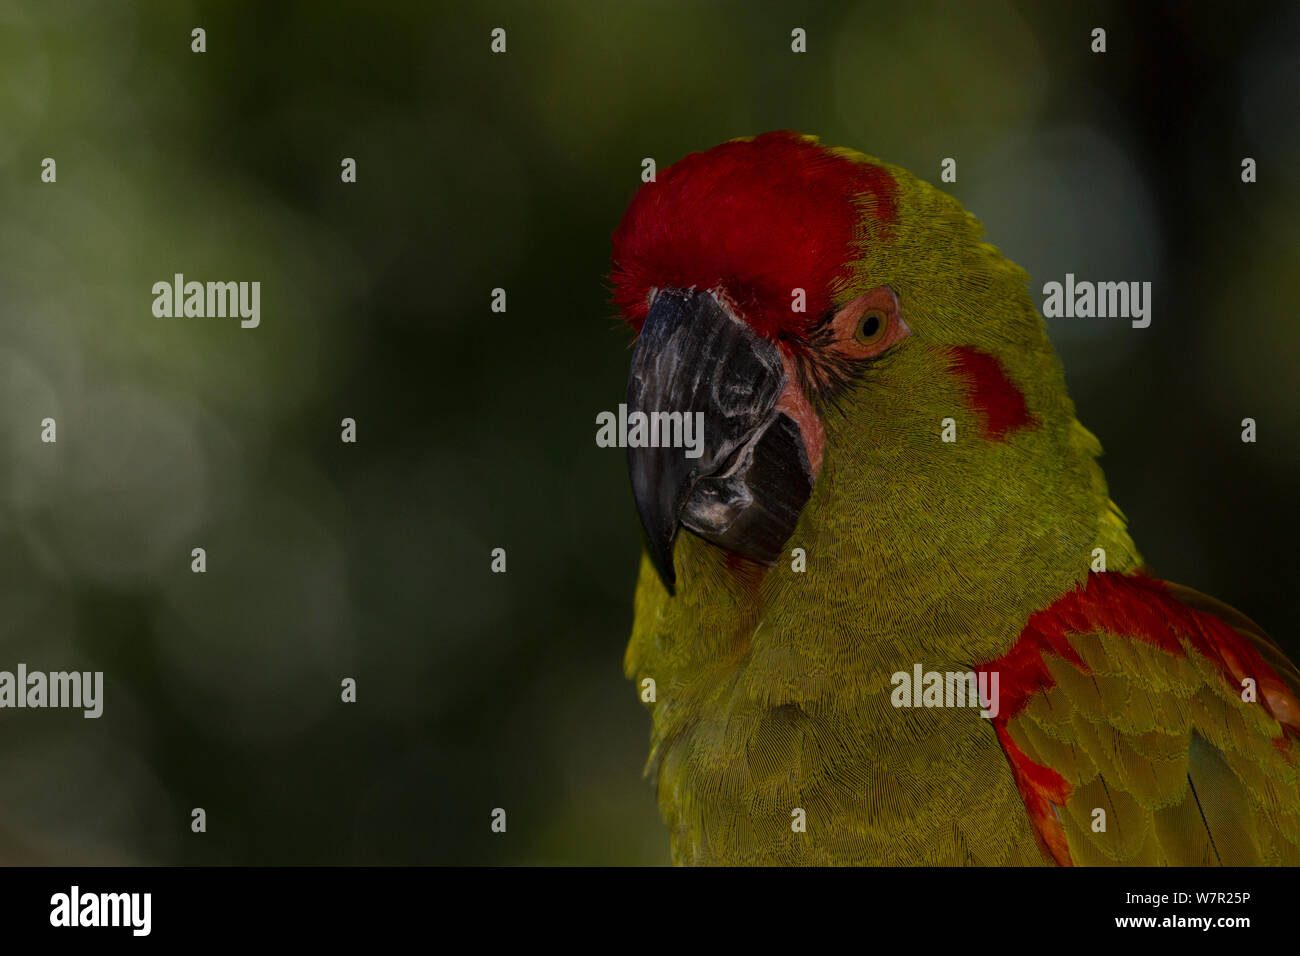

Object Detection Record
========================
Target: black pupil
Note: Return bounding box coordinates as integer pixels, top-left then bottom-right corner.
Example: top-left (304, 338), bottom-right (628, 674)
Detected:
top-left (860, 314), bottom-right (881, 338)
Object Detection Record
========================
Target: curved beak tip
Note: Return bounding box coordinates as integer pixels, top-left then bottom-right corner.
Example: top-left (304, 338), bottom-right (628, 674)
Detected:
top-left (624, 287), bottom-right (811, 599)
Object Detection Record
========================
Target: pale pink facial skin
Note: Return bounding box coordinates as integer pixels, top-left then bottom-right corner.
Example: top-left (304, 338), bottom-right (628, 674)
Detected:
top-left (776, 286), bottom-right (911, 481)
top-left (776, 357), bottom-right (825, 477)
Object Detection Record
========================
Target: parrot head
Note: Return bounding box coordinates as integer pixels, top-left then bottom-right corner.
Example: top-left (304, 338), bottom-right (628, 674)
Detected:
top-left (611, 131), bottom-right (1120, 614)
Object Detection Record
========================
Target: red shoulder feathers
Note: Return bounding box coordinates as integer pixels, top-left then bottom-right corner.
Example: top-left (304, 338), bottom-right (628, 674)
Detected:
top-left (976, 571), bottom-right (1300, 865)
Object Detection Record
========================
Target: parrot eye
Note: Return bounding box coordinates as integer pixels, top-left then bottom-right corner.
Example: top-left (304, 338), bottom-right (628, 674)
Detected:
top-left (854, 310), bottom-right (887, 345)
top-left (828, 287), bottom-right (910, 363)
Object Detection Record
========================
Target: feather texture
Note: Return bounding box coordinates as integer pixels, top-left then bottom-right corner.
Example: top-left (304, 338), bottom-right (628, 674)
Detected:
top-left (614, 133), bottom-right (1298, 865)
top-left (983, 571), bottom-right (1300, 865)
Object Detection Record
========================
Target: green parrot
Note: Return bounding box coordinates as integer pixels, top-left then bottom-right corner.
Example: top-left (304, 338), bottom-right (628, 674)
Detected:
top-left (609, 131), bottom-right (1300, 866)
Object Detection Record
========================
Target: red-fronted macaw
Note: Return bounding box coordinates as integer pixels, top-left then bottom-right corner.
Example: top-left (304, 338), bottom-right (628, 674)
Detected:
top-left (610, 131), bottom-right (1300, 865)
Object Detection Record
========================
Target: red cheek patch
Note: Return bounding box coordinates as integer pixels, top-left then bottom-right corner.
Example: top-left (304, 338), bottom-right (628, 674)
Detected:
top-left (946, 346), bottom-right (1037, 441)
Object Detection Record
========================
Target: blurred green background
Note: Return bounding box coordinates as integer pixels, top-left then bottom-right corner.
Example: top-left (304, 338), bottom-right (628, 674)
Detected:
top-left (0, 0), bottom-right (1297, 864)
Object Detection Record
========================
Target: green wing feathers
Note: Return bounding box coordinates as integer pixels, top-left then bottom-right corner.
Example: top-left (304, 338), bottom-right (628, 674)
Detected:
top-left (996, 573), bottom-right (1300, 865)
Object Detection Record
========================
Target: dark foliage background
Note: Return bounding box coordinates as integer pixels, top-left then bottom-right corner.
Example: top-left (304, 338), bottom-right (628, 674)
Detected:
top-left (0, 0), bottom-right (1296, 863)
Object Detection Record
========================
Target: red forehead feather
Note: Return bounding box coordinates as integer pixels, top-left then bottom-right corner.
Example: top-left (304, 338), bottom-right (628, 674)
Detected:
top-left (610, 131), bottom-right (898, 340)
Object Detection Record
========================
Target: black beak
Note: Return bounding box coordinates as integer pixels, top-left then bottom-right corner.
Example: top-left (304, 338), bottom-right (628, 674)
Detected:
top-left (627, 288), bottom-right (814, 594)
